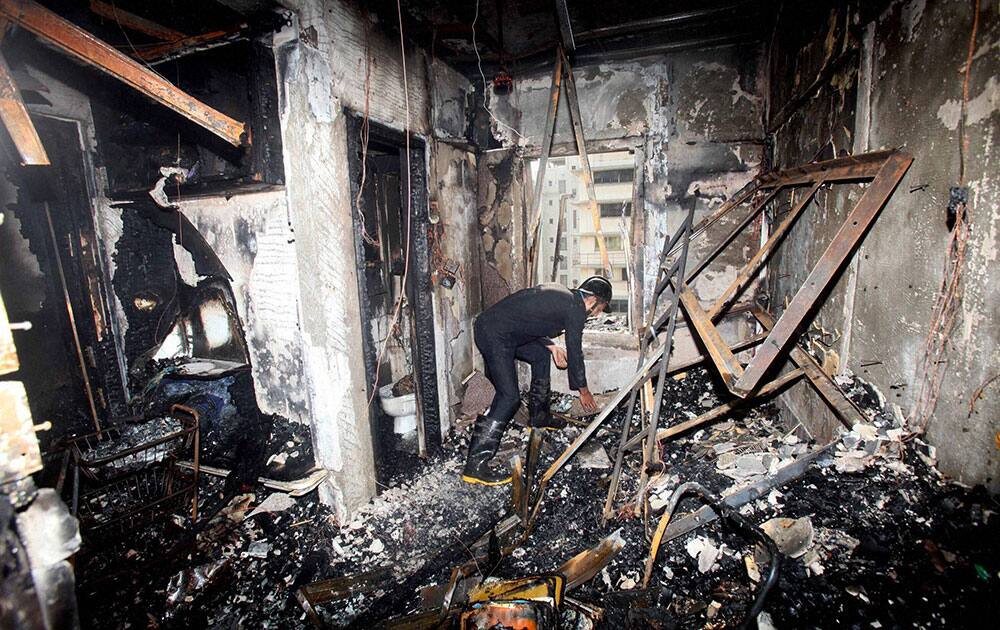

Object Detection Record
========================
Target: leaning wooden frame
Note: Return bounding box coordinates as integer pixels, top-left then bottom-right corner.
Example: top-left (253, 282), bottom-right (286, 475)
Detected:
top-left (520, 149), bottom-right (913, 534)
top-left (680, 149), bottom-right (913, 397)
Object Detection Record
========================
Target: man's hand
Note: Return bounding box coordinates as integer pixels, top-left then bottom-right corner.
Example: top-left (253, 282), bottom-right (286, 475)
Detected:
top-left (579, 387), bottom-right (597, 414)
top-left (548, 344), bottom-right (568, 369)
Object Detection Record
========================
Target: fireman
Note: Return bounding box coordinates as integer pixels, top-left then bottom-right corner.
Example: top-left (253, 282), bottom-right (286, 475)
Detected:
top-left (462, 276), bottom-right (613, 485)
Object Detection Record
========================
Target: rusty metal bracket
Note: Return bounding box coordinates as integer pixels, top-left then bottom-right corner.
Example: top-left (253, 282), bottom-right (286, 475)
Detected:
top-left (0, 50), bottom-right (48, 165)
top-left (751, 307), bottom-right (866, 428)
top-left (0, 0), bottom-right (245, 147)
top-left (680, 150), bottom-right (912, 397)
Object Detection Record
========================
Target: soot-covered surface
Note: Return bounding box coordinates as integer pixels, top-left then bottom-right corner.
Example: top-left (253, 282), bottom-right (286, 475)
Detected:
top-left (75, 369), bottom-right (998, 628)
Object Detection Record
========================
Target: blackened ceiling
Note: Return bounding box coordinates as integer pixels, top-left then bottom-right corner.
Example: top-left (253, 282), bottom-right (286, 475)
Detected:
top-left (368, 0), bottom-right (779, 77)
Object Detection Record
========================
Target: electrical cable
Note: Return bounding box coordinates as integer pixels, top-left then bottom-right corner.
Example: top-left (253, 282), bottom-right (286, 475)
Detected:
top-left (367, 0), bottom-right (414, 409)
top-left (472, 0), bottom-right (523, 140)
top-left (910, 0), bottom-right (979, 433)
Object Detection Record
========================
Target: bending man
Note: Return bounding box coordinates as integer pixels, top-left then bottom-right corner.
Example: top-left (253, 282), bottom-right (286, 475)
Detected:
top-left (462, 276), bottom-right (613, 485)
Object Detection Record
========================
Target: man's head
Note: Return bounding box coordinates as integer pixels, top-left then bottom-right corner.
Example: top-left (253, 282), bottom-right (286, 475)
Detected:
top-left (577, 276), bottom-right (613, 316)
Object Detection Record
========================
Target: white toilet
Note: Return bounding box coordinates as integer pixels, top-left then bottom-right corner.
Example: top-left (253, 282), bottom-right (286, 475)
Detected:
top-left (378, 382), bottom-right (417, 434)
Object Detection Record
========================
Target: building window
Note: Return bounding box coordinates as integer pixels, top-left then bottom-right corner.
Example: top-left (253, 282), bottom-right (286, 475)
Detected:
top-left (529, 150), bottom-right (638, 330)
top-left (600, 202), bottom-right (632, 217)
top-left (620, 268), bottom-right (628, 281)
top-left (593, 169), bottom-right (634, 184)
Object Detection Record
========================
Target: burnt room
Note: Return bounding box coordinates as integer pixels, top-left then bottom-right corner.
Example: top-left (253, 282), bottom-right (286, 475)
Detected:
top-left (1, 0), bottom-right (998, 628)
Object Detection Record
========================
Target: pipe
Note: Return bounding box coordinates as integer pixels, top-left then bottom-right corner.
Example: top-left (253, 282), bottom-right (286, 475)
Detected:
top-left (44, 202), bottom-right (101, 432)
top-left (644, 482), bottom-right (781, 628)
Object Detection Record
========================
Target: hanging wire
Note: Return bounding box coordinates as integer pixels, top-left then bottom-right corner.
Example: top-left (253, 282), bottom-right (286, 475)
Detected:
top-left (472, 0), bottom-right (523, 140)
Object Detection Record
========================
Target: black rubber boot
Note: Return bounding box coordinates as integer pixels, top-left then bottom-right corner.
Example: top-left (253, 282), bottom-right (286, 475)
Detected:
top-left (461, 415), bottom-right (512, 485)
top-left (527, 378), bottom-right (567, 430)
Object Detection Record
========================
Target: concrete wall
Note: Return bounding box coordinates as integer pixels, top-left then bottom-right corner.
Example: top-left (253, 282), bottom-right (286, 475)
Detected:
top-left (487, 47), bottom-right (767, 310)
top-left (478, 46), bottom-right (767, 392)
top-left (768, 0), bottom-right (1000, 491)
top-left (174, 0), bottom-right (477, 517)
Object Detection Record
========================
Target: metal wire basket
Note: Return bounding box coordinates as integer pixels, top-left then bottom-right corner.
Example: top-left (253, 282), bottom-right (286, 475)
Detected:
top-left (68, 404), bottom-right (200, 539)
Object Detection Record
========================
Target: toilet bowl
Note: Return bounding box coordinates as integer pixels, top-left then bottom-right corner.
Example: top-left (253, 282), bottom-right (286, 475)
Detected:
top-left (378, 383), bottom-right (417, 434)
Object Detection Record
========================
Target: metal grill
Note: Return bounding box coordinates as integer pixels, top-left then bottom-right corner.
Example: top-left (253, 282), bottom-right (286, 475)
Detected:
top-left (68, 404), bottom-right (200, 539)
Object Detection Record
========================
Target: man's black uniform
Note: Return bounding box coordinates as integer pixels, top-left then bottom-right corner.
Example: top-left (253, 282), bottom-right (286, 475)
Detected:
top-left (473, 284), bottom-right (588, 423)
top-left (462, 282), bottom-right (603, 485)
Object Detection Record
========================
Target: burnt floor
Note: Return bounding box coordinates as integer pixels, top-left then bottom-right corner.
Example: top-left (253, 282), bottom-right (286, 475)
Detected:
top-left (76, 368), bottom-right (999, 628)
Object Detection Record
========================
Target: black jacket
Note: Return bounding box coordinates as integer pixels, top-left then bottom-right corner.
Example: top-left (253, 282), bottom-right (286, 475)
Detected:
top-left (476, 284), bottom-right (588, 390)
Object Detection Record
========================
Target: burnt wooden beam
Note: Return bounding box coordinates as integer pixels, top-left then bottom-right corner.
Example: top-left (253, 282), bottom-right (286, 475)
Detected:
top-left (0, 50), bottom-right (48, 165)
top-left (88, 0), bottom-right (186, 42)
top-left (733, 152), bottom-right (912, 394)
top-left (0, 0), bottom-right (246, 147)
top-left (137, 26), bottom-right (245, 65)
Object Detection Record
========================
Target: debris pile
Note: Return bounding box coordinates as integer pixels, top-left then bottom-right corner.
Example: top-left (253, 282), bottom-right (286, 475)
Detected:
top-left (75, 369), bottom-right (998, 628)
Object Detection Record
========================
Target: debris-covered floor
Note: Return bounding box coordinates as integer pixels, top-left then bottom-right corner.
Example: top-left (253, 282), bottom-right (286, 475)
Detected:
top-left (75, 368), bottom-right (999, 628)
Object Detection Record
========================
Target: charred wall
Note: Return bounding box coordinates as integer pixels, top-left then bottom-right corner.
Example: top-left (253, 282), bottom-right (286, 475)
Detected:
top-left (768, 0), bottom-right (1000, 491)
top-left (477, 45), bottom-right (767, 364)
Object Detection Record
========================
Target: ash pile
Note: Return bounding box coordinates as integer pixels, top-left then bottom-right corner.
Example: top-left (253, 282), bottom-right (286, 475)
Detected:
top-left (70, 362), bottom-right (996, 628)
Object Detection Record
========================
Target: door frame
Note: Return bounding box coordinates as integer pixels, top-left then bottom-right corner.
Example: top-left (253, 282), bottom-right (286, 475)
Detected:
top-left (345, 112), bottom-right (441, 468)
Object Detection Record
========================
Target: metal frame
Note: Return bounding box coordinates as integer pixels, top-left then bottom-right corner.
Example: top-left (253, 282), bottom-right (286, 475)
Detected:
top-left (521, 150), bottom-right (911, 533)
top-left (602, 198), bottom-right (695, 527)
top-left (679, 150), bottom-right (912, 396)
top-left (526, 46), bottom-right (612, 281)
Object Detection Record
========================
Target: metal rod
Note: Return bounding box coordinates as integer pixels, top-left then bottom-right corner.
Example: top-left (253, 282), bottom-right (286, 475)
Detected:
top-left (708, 179), bottom-right (824, 320)
top-left (560, 47), bottom-right (611, 276)
top-left (44, 202), bottom-right (101, 432)
top-left (636, 203), bottom-right (695, 532)
top-left (549, 194), bottom-right (568, 282)
top-left (525, 50), bottom-right (563, 284)
top-left (684, 186), bottom-right (780, 284)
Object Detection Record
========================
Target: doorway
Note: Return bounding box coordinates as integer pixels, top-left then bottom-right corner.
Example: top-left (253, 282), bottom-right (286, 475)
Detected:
top-left (346, 114), bottom-right (440, 484)
top-left (0, 115), bottom-right (123, 448)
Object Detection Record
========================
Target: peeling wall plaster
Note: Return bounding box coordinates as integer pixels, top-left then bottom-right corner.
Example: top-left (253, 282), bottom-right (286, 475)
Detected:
top-left (177, 192), bottom-right (309, 425)
top-left (769, 0), bottom-right (1000, 491)
top-left (482, 46), bottom-right (767, 322)
top-left (430, 143), bottom-right (480, 429)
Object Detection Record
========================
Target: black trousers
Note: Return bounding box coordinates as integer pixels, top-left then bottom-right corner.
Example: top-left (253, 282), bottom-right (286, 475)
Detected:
top-left (474, 319), bottom-right (551, 423)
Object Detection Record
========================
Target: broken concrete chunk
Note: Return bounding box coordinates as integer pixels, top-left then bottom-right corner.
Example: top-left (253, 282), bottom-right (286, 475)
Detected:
top-left (576, 443), bottom-right (612, 469)
top-left (712, 442), bottom-right (736, 455)
top-left (757, 611), bottom-right (777, 630)
top-left (719, 453), bottom-right (768, 481)
top-left (852, 424), bottom-right (878, 440)
top-left (761, 516), bottom-right (814, 558)
top-left (368, 539), bottom-right (385, 554)
top-left (247, 541), bottom-right (270, 559)
top-left (249, 492), bottom-right (296, 517)
top-left (685, 536), bottom-right (721, 573)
